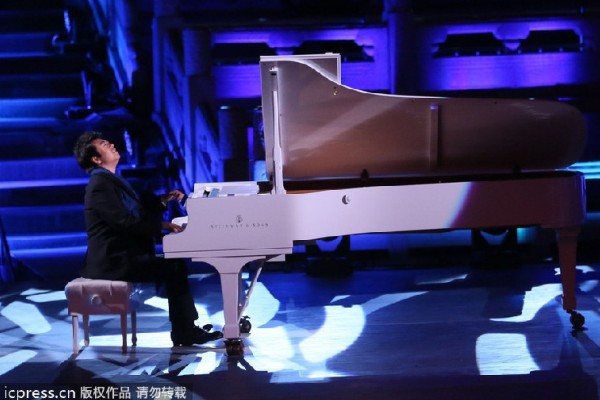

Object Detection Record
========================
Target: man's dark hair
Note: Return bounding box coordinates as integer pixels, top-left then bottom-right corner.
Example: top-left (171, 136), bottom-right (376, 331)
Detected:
top-left (73, 131), bottom-right (103, 172)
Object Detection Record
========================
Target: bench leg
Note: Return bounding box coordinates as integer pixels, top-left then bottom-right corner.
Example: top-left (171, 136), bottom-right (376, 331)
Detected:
top-left (556, 227), bottom-right (580, 311)
top-left (71, 315), bottom-right (79, 354)
top-left (131, 311), bottom-right (137, 347)
top-left (120, 313), bottom-right (127, 353)
top-left (83, 315), bottom-right (90, 346)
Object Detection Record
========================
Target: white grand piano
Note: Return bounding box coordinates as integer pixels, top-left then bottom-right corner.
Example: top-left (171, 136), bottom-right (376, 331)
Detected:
top-left (164, 54), bottom-right (587, 355)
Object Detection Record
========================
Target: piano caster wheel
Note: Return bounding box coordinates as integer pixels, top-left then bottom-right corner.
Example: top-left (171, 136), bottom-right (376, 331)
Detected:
top-left (225, 339), bottom-right (244, 357)
top-left (568, 310), bottom-right (585, 331)
top-left (202, 324), bottom-right (213, 332)
top-left (240, 316), bottom-right (252, 334)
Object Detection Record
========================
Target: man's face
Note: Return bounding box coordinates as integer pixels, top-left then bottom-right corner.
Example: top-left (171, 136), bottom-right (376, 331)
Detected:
top-left (91, 138), bottom-right (120, 168)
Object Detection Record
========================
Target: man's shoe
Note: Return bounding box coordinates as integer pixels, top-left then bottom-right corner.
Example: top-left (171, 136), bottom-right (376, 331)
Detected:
top-left (172, 326), bottom-right (223, 346)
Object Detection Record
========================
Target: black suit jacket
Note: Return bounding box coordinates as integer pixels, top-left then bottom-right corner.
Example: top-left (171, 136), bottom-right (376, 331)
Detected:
top-left (81, 168), bottom-right (164, 280)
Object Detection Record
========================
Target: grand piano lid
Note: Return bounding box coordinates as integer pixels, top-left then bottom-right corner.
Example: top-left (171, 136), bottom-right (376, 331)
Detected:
top-left (259, 54), bottom-right (587, 187)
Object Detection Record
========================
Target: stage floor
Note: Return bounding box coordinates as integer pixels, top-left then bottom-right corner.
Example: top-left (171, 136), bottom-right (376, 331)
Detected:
top-left (1, 261), bottom-right (600, 400)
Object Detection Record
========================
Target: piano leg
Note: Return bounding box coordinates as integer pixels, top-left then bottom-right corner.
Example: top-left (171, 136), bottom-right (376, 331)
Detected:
top-left (555, 226), bottom-right (585, 330)
top-left (204, 256), bottom-right (265, 356)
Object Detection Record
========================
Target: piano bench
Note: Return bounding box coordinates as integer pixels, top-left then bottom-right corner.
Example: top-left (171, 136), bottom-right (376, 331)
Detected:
top-left (65, 278), bottom-right (138, 354)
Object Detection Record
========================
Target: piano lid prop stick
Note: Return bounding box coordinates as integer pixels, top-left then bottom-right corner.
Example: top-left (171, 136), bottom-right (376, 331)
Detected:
top-left (429, 104), bottom-right (440, 171)
top-left (271, 75), bottom-right (285, 194)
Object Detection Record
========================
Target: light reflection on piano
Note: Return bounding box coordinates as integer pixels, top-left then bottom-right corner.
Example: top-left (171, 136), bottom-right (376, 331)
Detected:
top-left (164, 54), bottom-right (587, 356)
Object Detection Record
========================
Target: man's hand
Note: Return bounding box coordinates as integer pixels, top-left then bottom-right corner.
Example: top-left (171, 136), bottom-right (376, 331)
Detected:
top-left (160, 190), bottom-right (185, 205)
top-left (162, 221), bottom-right (184, 233)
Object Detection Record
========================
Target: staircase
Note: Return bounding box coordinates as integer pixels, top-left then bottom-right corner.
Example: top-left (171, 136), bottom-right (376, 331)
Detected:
top-left (0, 0), bottom-right (166, 279)
top-left (0, 0), bottom-right (89, 278)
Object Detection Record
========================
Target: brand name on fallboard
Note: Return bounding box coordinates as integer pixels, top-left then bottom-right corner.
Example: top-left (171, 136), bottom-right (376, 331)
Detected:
top-left (209, 215), bottom-right (270, 230)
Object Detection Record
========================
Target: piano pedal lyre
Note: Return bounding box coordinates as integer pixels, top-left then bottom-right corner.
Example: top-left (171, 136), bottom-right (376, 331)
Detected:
top-left (225, 260), bottom-right (263, 357)
top-left (225, 339), bottom-right (244, 357)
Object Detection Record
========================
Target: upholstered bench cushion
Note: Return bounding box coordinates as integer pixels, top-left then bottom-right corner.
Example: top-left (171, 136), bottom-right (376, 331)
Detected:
top-left (65, 277), bottom-right (136, 315)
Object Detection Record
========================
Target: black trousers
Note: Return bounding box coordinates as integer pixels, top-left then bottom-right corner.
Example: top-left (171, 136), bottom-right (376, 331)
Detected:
top-left (120, 257), bottom-right (199, 333)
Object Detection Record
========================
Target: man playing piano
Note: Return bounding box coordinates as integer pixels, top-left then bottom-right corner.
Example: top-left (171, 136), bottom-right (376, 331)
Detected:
top-left (73, 131), bottom-right (222, 346)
